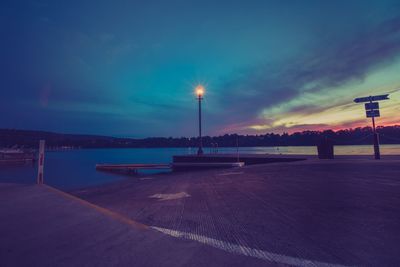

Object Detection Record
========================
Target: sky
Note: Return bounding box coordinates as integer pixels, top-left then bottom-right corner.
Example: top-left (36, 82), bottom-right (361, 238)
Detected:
top-left (1, 0), bottom-right (400, 137)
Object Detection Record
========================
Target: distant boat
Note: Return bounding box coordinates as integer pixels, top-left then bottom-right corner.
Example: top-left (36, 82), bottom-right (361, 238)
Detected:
top-left (0, 148), bottom-right (36, 165)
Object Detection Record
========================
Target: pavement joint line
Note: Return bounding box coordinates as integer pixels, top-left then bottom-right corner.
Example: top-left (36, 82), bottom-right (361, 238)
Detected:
top-left (151, 226), bottom-right (356, 267)
top-left (42, 184), bottom-right (355, 267)
top-left (42, 184), bottom-right (149, 231)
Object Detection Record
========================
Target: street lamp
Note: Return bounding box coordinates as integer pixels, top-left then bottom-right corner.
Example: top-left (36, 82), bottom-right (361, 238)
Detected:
top-left (195, 85), bottom-right (205, 155)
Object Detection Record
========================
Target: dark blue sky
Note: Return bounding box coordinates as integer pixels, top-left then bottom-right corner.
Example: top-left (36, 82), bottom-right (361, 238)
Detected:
top-left (1, 0), bottom-right (400, 137)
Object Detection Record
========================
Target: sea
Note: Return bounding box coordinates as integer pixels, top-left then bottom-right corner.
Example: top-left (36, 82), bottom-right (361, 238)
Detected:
top-left (1, 145), bottom-right (399, 190)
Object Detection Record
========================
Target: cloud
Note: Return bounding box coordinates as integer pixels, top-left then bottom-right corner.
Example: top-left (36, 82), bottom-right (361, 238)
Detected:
top-left (212, 16), bottom-right (400, 133)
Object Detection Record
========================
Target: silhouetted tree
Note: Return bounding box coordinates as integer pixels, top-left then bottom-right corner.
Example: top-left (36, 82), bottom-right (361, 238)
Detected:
top-left (1, 126), bottom-right (400, 148)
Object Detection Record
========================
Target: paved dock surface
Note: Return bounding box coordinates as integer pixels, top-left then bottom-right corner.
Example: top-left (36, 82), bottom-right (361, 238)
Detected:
top-left (1, 158), bottom-right (400, 266)
top-left (0, 184), bottom-right (266, 267)
top-left (75, 158), bottom-right (400, 266)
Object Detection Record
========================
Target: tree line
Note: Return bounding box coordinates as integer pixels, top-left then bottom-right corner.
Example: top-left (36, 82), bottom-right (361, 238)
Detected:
top-left (1, 125), bottom-right (400, 149)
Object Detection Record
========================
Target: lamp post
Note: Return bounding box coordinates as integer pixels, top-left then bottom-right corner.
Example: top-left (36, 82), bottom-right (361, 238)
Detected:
top-left (196, 85), bottom-right (204, 155)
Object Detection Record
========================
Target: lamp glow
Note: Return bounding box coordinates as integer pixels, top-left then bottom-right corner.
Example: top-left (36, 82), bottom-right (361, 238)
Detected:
top-left (196, 85), bottom-right (205, 97)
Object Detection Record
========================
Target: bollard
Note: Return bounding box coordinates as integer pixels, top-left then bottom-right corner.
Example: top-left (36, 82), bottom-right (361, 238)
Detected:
top-left (317, 138), bottom-right (334, 159)
top-left (37, 140), bottom-right (45, 184)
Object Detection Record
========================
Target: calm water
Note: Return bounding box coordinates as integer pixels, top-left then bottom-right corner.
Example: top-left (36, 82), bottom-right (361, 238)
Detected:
top-left (1, 145), bottom-right (399, 190)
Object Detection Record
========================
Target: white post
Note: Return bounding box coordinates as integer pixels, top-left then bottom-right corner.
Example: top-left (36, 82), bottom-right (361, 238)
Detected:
top-left (37, 140), bottom-right (45, 185)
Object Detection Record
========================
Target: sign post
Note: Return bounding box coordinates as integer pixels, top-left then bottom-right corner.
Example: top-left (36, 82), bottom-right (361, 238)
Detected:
top-left (354, 94), bottom-right (389, 160)
top-left (37, 140), bottom-right (45, 184)
top-left (370, 104), bottom-right (380, 160)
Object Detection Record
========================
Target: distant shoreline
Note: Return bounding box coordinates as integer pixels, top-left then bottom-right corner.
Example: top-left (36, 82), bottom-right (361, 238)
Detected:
top-left (1, 126), bottom-right (400, 149)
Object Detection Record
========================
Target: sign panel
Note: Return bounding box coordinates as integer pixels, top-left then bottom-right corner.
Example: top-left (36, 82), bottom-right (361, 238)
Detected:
top-left (354, 94), bottom-right (389, 103)
top-left (365, 102), bottom-right (379, 110)
top-left (366, 109), bottom-right (380, 118)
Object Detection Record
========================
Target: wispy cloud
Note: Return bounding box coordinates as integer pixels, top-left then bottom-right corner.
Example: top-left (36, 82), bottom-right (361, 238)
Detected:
top-left (212, 16), bottom-right (400, 134)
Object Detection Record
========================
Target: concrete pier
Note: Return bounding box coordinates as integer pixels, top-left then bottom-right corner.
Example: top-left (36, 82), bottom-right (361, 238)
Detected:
top-left (0, 183), bottom-right (265, 267)
top-left (76, 158), bottom-right (400, 266)
top-left (96, 163), bottom-right (171, 174)
top-left (173, 153), bottom-right (307, 165)
top-left (1, 157), bottom-right (400, 266)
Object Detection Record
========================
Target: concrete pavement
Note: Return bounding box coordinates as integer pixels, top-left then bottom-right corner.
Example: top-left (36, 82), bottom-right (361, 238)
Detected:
top-left (1, 158), bottom-right (400, 266)
top-left (75, 158), bottom-right (400, 266)
top-left (0, 183), bottom-right (267, 267)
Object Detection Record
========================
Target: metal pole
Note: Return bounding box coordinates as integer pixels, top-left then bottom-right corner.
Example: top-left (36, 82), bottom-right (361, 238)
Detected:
top-left (370, 98), bottom-right (380, 160)
top-left (236, 135), bottom-right (239, 162)
top-left (197, 96), bottom-right (203, 155)
top-left (37, 140), bottom-right (45, 184)
top-left (371, 116), bottom-right (380, 159)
